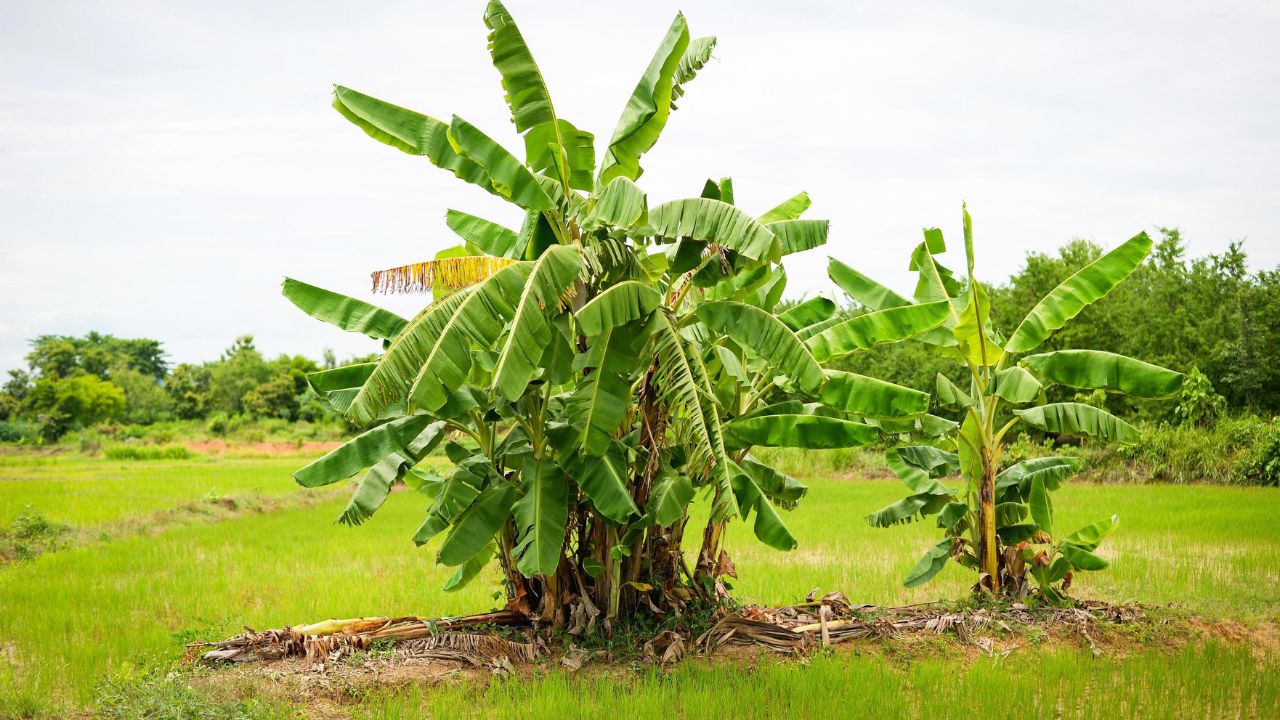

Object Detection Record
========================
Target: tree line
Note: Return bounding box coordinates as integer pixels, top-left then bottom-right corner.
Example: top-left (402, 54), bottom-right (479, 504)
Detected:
top-left (0, 333), bottom-right (358, 441)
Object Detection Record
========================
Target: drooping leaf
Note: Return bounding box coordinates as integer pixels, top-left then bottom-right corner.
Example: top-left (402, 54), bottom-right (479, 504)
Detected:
top-left (725, 414), bottom-right (878, 449)
top-left (647, 471), bottom-right (695, 527)
top-left (282, 278), bottom-right (407, 340)
top-left (770, 219), bottom-right (828, 256)
top-left (511, 455), bottom-right (569, 576)
top-left (828, 258), bottom-right (910, 311)
top-left (648, 198), bottom-right (780, 262)
top-left (332, 85), bottom-right (495, 193)
top-left (409, 263), bottom-right (532, 412)
top-left (696, 301), bottom-right (823, 393)
top-left (492, 246), bottom-right (583, 400)
top-left (1059, 543), bottom-right (1109, 571)
top-left (1005, 232), bottom-right (1153, 353)
top-left (778, 297), bottom-right (836, 332)
top-left (904, 538), bottom-right (953, 588)
top-left (307, 363), bottom-right (376, 394)
top-left (575, 281), bottom-right (663, 336)
top-left (566, 326), bottom-right (642, 455)
top-left (294, 414), bottom-right (437, 488)
top-left (737, 457), bottom-right (807, 510)
top-left (935, 373), bottom-right (974, 409)
top-left (996, 456), bottom-right (1083, 500)
top-left (443, 543), bottom-right (494, 591)
top-left (997, 523), bottom-right (1039, 544)
top-left (1022, 350), bottom-right (1184, 398)
top-left (651, 312), bottom-right (736, 520)
top-left (671, 35), bottom-right (716, 108)
top-left (562, 445), bottom-right (640, 523)
top-left (584, 177), bottom-right (648, 229)
top-left (447, 116), bottom-right (555, 211)
top-left (1063, 514), bottom-right (1120, 552)
top-left (820, 370), bottom-right (929, 418)
top-left (338, 421), bottom-right (447, 526)
top-left (758, 192), bottom-right (811, 224)
top-left (437, 484), bottom-right (516, 566)
top-left (806, 301), bottom-right (950, 361)
top-left (346, 290), bottom-right (473, 424)
top-left (991, 366), bottom-right (1042, 404)
top-left (446, 210), bottom-right (523, 258)
top-left (598, 13), bottom-right (689, 184)
top-left (1028, 475), bottom-right (1053, 535)
top-left (1015, 403), bottom-right (1141, 445)
top-left (867, 493), bottom-right (950, 528)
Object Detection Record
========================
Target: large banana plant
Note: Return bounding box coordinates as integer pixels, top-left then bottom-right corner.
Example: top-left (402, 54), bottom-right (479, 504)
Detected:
top-left (281, 2), bottom-right (932, 629)
top-left (838, 206), bottom-right (1184, 599)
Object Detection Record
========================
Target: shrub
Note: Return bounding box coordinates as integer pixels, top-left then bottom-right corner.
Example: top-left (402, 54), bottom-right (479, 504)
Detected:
top-left (103, 443), bottom-right (195, 461)
top-left (0, 420), bottom-right (41, 444)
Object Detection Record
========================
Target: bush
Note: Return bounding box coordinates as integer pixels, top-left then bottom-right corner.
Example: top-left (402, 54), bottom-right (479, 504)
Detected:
top-left (1232, 417), bottom-right (1280, 486)
top-left (0, 420), bottom-right (41, 444)
top-left (0, 509), bottom-right (70, 562)
top-left (103, 443), bottom-right (195, 461)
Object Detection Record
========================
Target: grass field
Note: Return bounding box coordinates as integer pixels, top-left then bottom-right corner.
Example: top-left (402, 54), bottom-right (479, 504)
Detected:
top-left (1, 454), bottom-right (1277, 717)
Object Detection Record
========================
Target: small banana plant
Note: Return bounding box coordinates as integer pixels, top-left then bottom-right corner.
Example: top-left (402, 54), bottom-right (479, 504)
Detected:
top-left (834, 206), bottom-right (1183, 599)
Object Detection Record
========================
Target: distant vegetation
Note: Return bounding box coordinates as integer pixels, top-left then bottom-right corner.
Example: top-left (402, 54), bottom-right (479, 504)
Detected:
top-left (0, 333), bottom-right (356, 442)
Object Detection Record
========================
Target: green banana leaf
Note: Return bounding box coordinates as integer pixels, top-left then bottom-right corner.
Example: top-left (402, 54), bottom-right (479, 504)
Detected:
top-left (1005, 232), bottom-right (1152, 353)
top-left (648, 198), bottom-right (780, 262)
top-left (904, 538), bottom-right (953, 587)
top-left (409, 263), bottom-right (532, 412)
top-left (646, 471), bottom-right (695, 527)
top-left (331, 85), bottom-right (495, 194)
top-left (696, 301), bottom-right (823, 393)
top-left (511, 455), bottom-right (569, 576)
top-left (758, 191), bottom-right (811, 224)
top-left (446, 210), bottom-right (523, 258)
top-left (346, 289), bottom-right (473, 424)
top-left (806, 301), bottom-right (950, 361)
top-left (492, 246), bottom-right (582, 401)
top-left (294, 414), bottom-right (436, 488)
top-left (819, 370), bottom-right (929, 418)
top-left (338, 420), bottom-right (447, 526)
top-left (991, 366), bottom-right (1042, 404)
top-left (828, 258), bottom-right (910, 311)
top-left (1015, 403), bottom-right (1141, 444)
top-left (777, 297), bottom-right (836, 332)
top-left (566, 327), bottom-right (641, 455)
top-left (562, 444), bottom-right (640, 523)
top-left (598, 13), bottom-right (688, 184)
top-left (1022, 350), bottom-right (1184, 398)
top-left (448, 116), bottom-right (554, 212)
top-left (1063, 514), bottom-right (1119, 552)
top-left (584, 177), bottom-right (648, 229)
top-left (770, 219), bottom-right (828, 256)
top-left (725, 414), bottom-right (878, 449)
top-left (307, 363), bottom-right (376, 394)
top-left (282, 278), bottom-right (407, 340)
top-left (1029, 474), bottom-right (1053, 535)
top-left (575, 280), bottom-right (662, 336)
top-left (935, 373), bottom-right (974, 409)
top-left (437, 484), bottom-right (516, 566)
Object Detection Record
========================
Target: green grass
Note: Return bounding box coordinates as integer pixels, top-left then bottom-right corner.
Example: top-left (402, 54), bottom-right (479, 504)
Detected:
top-left (363, 642), bottom-right (1278, 720)
top-left (0, 456), bottom-right (1277, 715)
top-left (0, 456), bottom-right (307, 527)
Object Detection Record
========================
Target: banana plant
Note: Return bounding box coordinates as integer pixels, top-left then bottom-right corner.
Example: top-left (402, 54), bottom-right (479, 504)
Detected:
top-left (280, 2), bottom-right (932, 630)
top-left (839, 206), bottom-right (1183, 599)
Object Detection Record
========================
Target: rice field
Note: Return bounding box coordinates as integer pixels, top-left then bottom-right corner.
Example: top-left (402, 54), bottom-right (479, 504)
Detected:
top-left (0, 454), bottom-right (1277, 717)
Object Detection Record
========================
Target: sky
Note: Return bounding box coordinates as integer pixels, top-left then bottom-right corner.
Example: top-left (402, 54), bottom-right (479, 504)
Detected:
top-left (1, 1), bottom-right (1278, 373)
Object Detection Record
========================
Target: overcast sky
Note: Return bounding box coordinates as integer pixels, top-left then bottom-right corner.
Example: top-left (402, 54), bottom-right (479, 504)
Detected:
top-left (2, 1), bottom-right (1278, 372)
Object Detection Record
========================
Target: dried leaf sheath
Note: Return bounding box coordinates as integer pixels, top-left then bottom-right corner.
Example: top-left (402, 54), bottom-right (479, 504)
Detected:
top-left (371, 256), bottom-right (520, 293)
